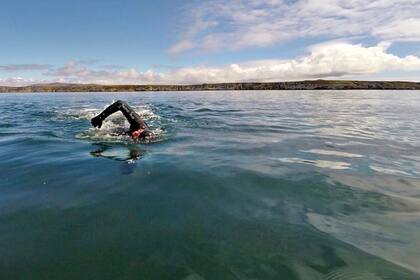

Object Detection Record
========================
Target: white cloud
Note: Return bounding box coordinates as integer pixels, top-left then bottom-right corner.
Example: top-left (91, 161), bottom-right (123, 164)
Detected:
top-left (163, 42), bottom-right (420, 83)
top-left (1, 42), bottom-right (419, 86)
top-left (374, 18), bottom-right (420, 42)
top-left (44, 61), bottom-right (165, 85)
top-left (168, 7), bottom-right (219, 55)
top-left (169, 0), bottom-right (420, 54)
top-left (168, 40), bottom-right (195, 55)
top-left (0, 77), bottom-right (40, 87)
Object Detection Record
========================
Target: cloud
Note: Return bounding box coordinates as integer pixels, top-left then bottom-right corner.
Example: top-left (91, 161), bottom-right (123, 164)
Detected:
top-left (374, 18), bottom-right (420, 42)
top-left (162, 42), bottom-right (420, 83)
top-left (1, 42), bottom-right (420, 86)
top-left (168, 40), bottom-right (195, 55)
top-left (0, 77), bottom-right (42, 87)
top-left (168, 0), bottom-right (420, 54)
top-left (0, 64), bottom-right (52, 71)
top-left (168, 7), bottom-right (219, 55)
top-left (43, 61), bottom-right (165, 85)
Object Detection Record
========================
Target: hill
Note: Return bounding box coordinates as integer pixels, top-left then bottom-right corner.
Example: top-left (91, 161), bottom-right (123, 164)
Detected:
top-left (1, 80), bottom-right (420, 92)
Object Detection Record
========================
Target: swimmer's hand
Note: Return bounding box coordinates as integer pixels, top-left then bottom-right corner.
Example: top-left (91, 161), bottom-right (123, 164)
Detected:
top-left (91, 116), bottom-right (103, 128)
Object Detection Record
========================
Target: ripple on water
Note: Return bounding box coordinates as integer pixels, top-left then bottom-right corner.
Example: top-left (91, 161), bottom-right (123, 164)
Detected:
top-left (273, 157), bottom-right (352, 170)
top-left (308, 211), bottom-right (420, 276)
top-left (370, 165), bottom-right (412, 177)
top-left (324, 269), bottom-right (388, 280)
top-left (303, 149), bottom-right (364, 158)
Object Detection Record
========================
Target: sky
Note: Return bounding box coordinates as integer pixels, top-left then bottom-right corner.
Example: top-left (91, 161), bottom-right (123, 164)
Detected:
top-left (1, 0), bottom-right (420, 86)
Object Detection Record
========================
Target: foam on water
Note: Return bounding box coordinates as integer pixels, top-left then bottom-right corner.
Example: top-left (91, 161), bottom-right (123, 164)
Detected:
top-left (57, 104), bottom-right (167, 143)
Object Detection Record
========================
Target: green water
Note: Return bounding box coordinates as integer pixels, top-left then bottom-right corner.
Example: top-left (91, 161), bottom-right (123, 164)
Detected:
top-left (0, 91), bottom-right (419, 279)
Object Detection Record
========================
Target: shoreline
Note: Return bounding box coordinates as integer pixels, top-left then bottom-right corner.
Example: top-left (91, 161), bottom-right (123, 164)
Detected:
top-left (1, 80), bottom-right (420, 93)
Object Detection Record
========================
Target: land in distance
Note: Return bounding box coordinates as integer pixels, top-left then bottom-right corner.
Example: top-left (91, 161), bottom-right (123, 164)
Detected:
top-left (1, 80), bottom-right (420, 92)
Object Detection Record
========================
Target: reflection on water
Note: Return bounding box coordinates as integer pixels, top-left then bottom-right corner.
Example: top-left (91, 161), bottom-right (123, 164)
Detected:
top-left (275, 157), bottom-right (352, 169)
top-left (303, 149), bottom-right (364, 158)
top-left (90, 143), bottom-right (145, 162)
top-left (0, 90), bottom-right (419, 279)
top-left (90, 144), bottom-right (146, 174)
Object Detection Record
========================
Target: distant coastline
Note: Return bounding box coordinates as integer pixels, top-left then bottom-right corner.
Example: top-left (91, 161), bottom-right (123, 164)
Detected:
top-left (1, 80), bottom-right (420, 92)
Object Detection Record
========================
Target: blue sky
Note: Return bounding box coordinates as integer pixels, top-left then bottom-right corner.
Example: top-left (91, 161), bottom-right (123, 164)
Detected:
top-left (1, 0), bottom-right (420, 85)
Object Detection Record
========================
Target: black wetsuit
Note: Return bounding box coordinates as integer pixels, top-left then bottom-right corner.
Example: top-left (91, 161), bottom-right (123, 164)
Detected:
top-left (91, 100), bottom-right (153, 138)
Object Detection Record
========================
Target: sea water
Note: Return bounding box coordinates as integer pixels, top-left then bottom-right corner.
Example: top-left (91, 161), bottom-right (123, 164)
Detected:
top-left (0, 90), bottom-right (419, 279)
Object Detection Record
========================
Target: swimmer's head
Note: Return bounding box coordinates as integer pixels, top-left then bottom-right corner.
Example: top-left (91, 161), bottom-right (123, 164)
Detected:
top-left (131, 128), bottom-right (155, 140)
top-left (131, 129), bottom-right (143, 138)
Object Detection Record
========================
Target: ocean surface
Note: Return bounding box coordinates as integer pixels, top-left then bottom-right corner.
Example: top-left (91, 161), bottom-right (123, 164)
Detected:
top-left (1, 90), bottom-right (420, 279)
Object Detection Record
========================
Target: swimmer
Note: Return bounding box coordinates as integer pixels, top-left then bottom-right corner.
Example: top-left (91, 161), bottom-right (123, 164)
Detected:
top-left (91, 100), bottom-right (154, 139)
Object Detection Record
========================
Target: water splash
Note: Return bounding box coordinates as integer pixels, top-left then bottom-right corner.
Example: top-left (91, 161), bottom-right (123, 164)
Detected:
top-left (57, 104), bottom-right (167, 143)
